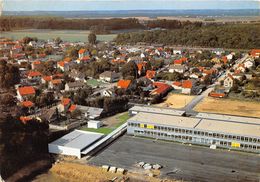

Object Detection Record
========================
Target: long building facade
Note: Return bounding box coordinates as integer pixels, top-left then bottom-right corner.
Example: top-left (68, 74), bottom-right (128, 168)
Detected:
top-left (127, 112), bottom-right (260, 153)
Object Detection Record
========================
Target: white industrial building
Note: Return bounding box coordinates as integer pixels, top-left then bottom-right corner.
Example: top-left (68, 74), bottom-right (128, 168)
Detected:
top-left (48, 130), bottom-right (104, 158)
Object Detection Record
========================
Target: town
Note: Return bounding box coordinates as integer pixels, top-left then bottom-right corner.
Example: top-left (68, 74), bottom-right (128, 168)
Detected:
top-left (0, 34), bottom-right (260, 181)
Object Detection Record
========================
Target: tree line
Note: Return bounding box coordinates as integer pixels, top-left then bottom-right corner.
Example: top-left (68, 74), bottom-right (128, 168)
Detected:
top-left (115, 23), bottom-right (260, 49)
top-left (0, 16), bottom-right (143, 32)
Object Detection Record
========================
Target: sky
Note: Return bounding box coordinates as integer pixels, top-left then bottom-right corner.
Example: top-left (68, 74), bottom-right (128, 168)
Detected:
top-left (3, 0), bottom-right (260, 11)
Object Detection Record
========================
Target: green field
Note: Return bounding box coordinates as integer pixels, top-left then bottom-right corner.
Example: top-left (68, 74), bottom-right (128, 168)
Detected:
top-left (81, 127), bottom-right (114, 135)
top-left (1, 29), bottom-right (117, 42)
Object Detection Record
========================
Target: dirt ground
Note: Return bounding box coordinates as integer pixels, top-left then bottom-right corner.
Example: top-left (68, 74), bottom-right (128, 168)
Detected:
top-left (38, 162), bottom-right (179, 182)
top-left (102, 112), bottom-right (129, 128)
top-left (194, 97), bottom-right (260, 117)
top-left (156, 94), bottom-right (194, 109)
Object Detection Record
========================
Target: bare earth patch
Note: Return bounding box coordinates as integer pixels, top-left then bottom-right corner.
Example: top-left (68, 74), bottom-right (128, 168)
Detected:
top-left (46, 162), bottom-right (179, 182)
top-left (195, 97), bottom-right (260, 117)
top-left (156, 94), bottom-right (194, 109)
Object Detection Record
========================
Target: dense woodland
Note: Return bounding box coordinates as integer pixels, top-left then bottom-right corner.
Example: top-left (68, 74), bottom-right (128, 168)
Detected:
top-left (0, 16), bottom-right (143, 32)
top-left (116, 23), bottom-right (260, 49)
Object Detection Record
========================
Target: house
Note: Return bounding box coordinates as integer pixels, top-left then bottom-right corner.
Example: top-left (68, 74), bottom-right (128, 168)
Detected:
top-left (39, 108), bottom-right (58, 123)
top-left (76, 56), bottom-right (91, 64)
top-left (27, 71), bottom-right (42, 80)
top-left (169, 64), bottom-right (186, 73)
top-left (41, 76), bottom-right (52, 84)
top-left (31, 60), bottom-right (42, 70)
top-left (173, 57), bottom-right (187, 65)
top-left (251, 49), bottom-right (260, 58)
top-left (172, 81), bottom-right (182, 90)
top-left (137, 62), bottom-right (147, 75)
top-left (237, 64), bottom-right (246, 73)
top-left (78, 49), bottom-right (89, 59)
top-left (65, 81), bottom-right (85, 91)
top-left (49, 79), bottom-right (62, 89)
top-left (212, 48), bottom-right (224, 56)
top-left (244, 59), bottom-right (254, 69)
top-left (117, 80), bottom-right (132, 90)
top-left (58, 98), bottom-right (72, 113)
top-left (146, 70), bottom-right (156, 79)
top-left (21, 100), bottom-right (34, 108)
top-left (77, 105), bottom-right (104, 119)
top-left (102, 89), bottom-right (115, 97)
top-left (151, 82), bottom-right (172, 96)
top-left (17, 86), bottom-right (36, 101)
top-left (99, 71), bottom-right (120, 83)
top-left (57, 61), bottom-right (70, 72)
top-left (181, 80), bottom-right (198, 95)
top-left (173, 49), bottom-right (182, 55)
top-left (69, 70), bottom-right (86, 82)
top-left (224, 74), bottom-right (234, 88)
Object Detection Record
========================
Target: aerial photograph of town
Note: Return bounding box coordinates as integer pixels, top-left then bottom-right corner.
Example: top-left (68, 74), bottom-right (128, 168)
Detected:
top-left (0, 0), bottom-right (259, 181)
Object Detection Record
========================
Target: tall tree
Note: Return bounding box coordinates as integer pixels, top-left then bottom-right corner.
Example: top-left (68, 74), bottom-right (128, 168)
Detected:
top-left (88, 32), bottom-right (97, 45)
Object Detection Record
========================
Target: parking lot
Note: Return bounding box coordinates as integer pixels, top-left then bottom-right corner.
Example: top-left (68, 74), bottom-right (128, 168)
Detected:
top-left (89, 135), bottom-right (260, 182)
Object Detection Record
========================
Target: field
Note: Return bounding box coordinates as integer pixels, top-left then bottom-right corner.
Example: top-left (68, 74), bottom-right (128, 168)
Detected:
top-left (1, 29), bottom-right (117, 42)
top-left (194, 97), bottom-right (260, 117)
top-left (156, 93), bottom-right (194, 109)
top-left (86, 79), bottom-right (107, 88)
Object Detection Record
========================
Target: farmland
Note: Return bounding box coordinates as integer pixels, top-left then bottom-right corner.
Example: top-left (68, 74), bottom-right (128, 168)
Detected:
top-left (1, 29), bottom-right (117, 42)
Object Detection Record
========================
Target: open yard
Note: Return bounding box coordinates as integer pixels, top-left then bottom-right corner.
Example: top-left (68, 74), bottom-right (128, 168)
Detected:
top-left (2, 29), bottom-right (117, 42)
top-left (86, 79), bottom-right (107, 88)
top-left (156, 94), bottom-right (194, 109)
top-left (80, 112), bottom-right (130, 135)
top-left (195, 97), bottom-right (260, 117)
top-left (37, 161), bottom-right (179, 182)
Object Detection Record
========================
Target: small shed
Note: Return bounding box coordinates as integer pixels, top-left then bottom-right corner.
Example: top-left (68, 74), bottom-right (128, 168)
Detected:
top-left (88, 120), bottom-right (102, 129)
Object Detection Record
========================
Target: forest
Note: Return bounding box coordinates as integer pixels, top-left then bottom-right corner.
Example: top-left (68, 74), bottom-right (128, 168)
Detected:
top-left (115, 23), bottom-right (260, 49)
top-left (0, 16), bottom-right (143, 32)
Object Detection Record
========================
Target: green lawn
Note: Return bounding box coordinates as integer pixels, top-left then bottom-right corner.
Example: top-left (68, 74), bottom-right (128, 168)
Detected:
top-left (86, 79), bottom-right (106, 88)
top-left (114, 112), bottom-right (130, 128)
top-left (81, 127), bottom-right (114, 135)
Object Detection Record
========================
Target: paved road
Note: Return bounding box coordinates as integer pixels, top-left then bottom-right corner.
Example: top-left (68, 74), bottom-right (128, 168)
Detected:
top-left (89, 135), bottom-right (260, 182)
top-left (183, 87), bottom-right (214, 113)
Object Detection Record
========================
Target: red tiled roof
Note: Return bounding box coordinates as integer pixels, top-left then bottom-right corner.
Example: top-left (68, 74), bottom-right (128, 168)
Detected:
top-left (58, 61), bottom-right (65, 67)
top-left (173, 81), bottom-right (182, 87)
top-left (146, 70), bottom-right (156, 79)
top-left (182, 80), bottom-right (193, 89)
top-left (64, 57), bottom-right (72, 62)
top-left (152, 82), bottom-right (171, 95)
top-left (42, 76), bottom-right (52, 82)
top-left (61, 98), bottom-right (71, 106)
top-left (18, 86), bottom-right (36, 96)
top-left (28, 71), bottom-right (42, 77)
top-left (117, 80), bottom-right (132, 89)
top-left (209, 92), bottom-right (226, 98)
top-left (20, 116), bottom-right (32, 124)
top-left (32, 60), bottom-right (41, 65)
top-left (78, 48), bottom-right (86, 54)
top-left (69, 104), bottom-right (77, 112)
top-left (21, 101), bottom-right (34, 108)
top-left (251, 49), bottom-right (260, 57)
top-left (51, 79), bottom-right (62, 85)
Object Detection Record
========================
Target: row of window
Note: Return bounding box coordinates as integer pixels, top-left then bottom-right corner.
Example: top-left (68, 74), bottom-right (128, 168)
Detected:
top-left (128, 122), bottom-right (260, 144)
top-left (133, 130), bottom-right (260, 151)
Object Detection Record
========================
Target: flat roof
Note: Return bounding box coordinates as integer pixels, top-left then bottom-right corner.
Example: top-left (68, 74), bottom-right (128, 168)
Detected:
top-left (50, 130), bottom-right (104, 150)
top-left (129, 105), bottom-right (185, 116)
top-left (196, 119), bottom-right (260, 138)
top-left (129, 112), bottom-right (201, 128)
top-left (196, 113), bottom-right (260, 125)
